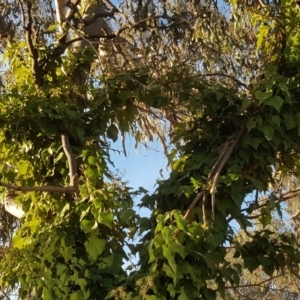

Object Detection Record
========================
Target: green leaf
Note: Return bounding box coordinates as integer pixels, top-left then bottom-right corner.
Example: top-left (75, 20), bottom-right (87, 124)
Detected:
top-left (107, 124), bottom-right (119, 142)
top-left (249, 177), bottom-right (265, 191)
top-left (286, 114), bottom-right (300, 130)
top-left (70, 291), bottom-right (83, 300)
top-left (87, 156), bottom-right (98, 165)
top-left (75, 126), bottom-right (85, 141)
top-left (144, 296), bottom-right (160, 300)
top-left (162, 244), bottom-right (175, 262)
top-left (13, 233), bottom-right (31, 249)
top-left (119, 209), bottom-right (136, 224)
top-left (162, 263), bottom-right (175, 278)
top-left (56, 263), bottom-right (67, 276)
top-left (254, 90), bottom-right (273, 104)
top-left (179, 185), bottom-right (193, 198)
top-left (259, 208), bottom-right (272, 228)
top-left (245, 137), bottom-right (263, 150)
top-left (259, 123), bottom-right (274, 140)
top-left (178, 287), bottom-right (188, 300)
top-left (207, 233), bottom-right (224, 248)
top-left (19, 161), bottom-right (29, 175)
top-left (246, 119), bottom-right (256, 131)
top-left (80, 219), bottom-right (98, 233)
top-left (84, 236), bottom-right (106, 261)
top-left (271, 115), bottom-right (280, 127)
top-left (54, 151), bottom-right (64, 164)
top-left (98, 211), bottom-right (113, 229)
top-left (240, 98), bottom-right (252, 111)
top-left (264, 96), bottom-right (283, 112)
top-left (244, 257), bottom-right (260, 272)
top-left (204, 288), bottom-right (216, 300)
top-left (43, 289), bottom-right (55, 300)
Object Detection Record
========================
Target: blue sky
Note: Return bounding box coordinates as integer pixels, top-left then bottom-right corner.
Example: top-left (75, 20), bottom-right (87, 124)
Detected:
top-left (110, 137), bottom-right (169, 216)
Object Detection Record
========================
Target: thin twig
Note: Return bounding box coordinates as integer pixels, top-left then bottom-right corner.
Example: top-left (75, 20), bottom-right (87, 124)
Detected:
top-left (84, 11), bottom-right (116, 26)
top-left (201, 73), bottom-right (251, 90)
top-left (225, 273), bottom-right (286, 289)
top-left (202, 191), bottom-right (207, 224)
top-left (182, 191), bottom-right (204, 221)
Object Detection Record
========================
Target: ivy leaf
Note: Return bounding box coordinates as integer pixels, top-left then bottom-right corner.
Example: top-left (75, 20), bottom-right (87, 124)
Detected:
top-left (204, 288), bottom-right (217, 300)
top-left (178, 287), bottom-right (188, 300)
top-left (264, 96), bottom-right (283, 112)
top-left (254, 90), bottom-right (273, 104)
top-left (271, 115), bottom-right (280, 127)
top-left (106, 124), bottom-right (118, 142)
top-left (249, 177), bottom-right (265, 191)
top-left (19, 161), bottom-right (29, 175)
top-left (70, 291), bottom-right (82, 300)
top-left (84, 235), bottom-right (106, 261)
top-left (179, 185), bottom-right (193, 198)
top-left (144, 296), bottom-right (161, 300)
top-left (43, 289), bottom-right (55, 300)
top-left (246, 119), bottom-right (256, 131)
top-left (245, 137), bottom-right (263, 150)
top-left (240, 98), bottom-right (252, 111)
top-left (87, 156), bottom-right (98, 165)
top-left (98, 211), bottom-right (113, 229)
top-left (259, 208), bottom-right (272, 228)
top-left (260, 123), bottom-right (274, 140)
top-left (75, 126), bottom-right (85, 142)
top-left (244, 257), bottom-right (260, 272)
top-left (54, 151), bottom-right (64, 164)
top-left (119, 209), bottom-right (136, 224)
top-left (207, 233), bottom-right (224, 248)
top-left (80, 219), bottom-right (98, 233)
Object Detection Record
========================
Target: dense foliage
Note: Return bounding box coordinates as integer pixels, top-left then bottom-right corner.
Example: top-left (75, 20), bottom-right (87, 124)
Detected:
top-left (1, 0), bottom-right (300, 299)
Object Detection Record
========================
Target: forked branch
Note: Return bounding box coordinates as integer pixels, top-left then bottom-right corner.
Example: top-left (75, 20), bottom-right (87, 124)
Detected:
top-left (183, 126), bottom-right (245, 223)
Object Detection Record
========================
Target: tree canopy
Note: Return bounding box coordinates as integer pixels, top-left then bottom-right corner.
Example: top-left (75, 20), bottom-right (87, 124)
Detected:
top-left (1, 0), bottom-right (300, 299)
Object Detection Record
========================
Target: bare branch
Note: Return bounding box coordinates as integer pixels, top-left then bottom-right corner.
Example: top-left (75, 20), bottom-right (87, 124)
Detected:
top-left (201, 73), bottom-right (251, 90)
top-left (61, 134), bottom-right (78, 189)
top-left (20, 0), bottom-right (42, 90)
top-left (84, 11), bottom-right (116, 26)
top-left (101, 0), bottom-right (120, 13)
top-left (225, 272), bottom-right (287, 290)
top-left (182, 125), bottom-right (245, 224)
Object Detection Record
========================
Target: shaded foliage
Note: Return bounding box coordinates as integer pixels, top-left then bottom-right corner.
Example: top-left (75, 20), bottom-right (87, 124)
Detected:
top-left (0, 0), bottom-right (300, 299)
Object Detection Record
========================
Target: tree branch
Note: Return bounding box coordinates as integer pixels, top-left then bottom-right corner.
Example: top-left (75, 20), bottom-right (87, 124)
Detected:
top-left (83, 11), bottom-right (116, 26)
top-left (202, 73), bottom-right (251, 90)
top-left (0, 135), bottom-right (78, 194)
top-left (182, 126), bottom-right (245, 224)
top-left (22, 0), bottom-right (42, 89)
